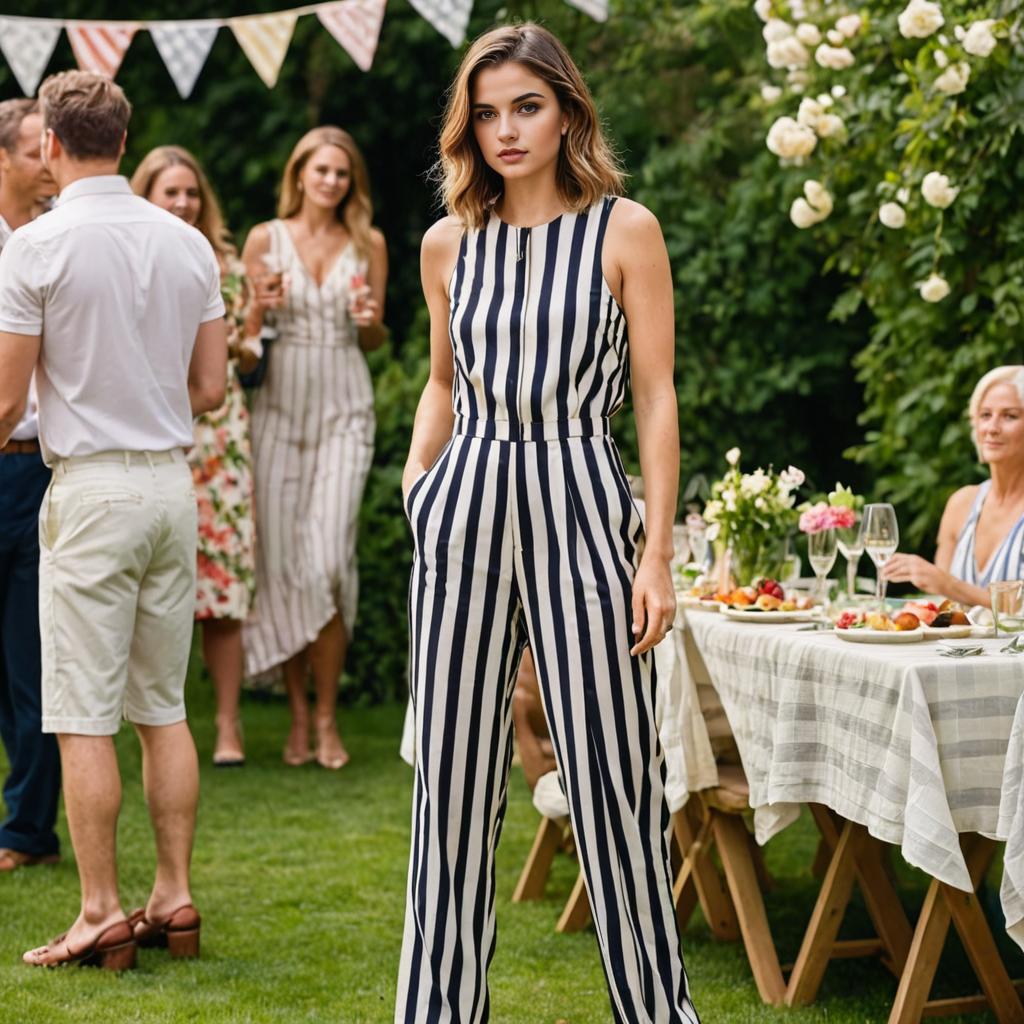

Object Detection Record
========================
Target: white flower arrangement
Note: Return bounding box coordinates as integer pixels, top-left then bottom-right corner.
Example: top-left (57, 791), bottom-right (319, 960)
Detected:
top-left (898, 0), bottom-right (945, 39)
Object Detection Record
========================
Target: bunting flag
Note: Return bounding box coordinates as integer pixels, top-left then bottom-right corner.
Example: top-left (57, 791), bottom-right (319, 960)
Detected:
top-left (407, 0), bottom-right (472, 47)
top-left (0, 16), bottom-right (62, 96)
top-left (317, 0), bottom-right (387, 73)
top-left (566, 0), bottom-right (608, 20)
top-left (67, 22), bottom-right (138, 79)
top-left (0, 2), bottom-right (612, 100)
top-left (229, 11), bottom-right (298, 88)
top-left (150, 21), bottom-right (220, 99)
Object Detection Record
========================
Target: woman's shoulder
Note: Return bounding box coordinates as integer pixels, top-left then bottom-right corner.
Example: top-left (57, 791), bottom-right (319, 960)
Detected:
top-left (421, 215), bottom-right (464, 254)
top-left (242, 220), bottom-right (276, 252)
top-left (605, 196), bottom-right (660, 233)
top-left (942, 484), bottom-right (983, 536)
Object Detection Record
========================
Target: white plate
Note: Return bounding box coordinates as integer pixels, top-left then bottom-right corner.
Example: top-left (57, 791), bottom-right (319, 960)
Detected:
top-left (679, 596), bottom-right (724, 612)
top-left (835, 626), bottom-right (924, 643)
top-left (721, 607), bottom-right (817, 623)
top-left (921, 624), bottom-right (974, 640)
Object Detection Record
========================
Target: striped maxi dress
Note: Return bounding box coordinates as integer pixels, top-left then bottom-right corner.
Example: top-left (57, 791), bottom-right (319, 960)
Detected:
top-left (244, 219), bottom-right (374, 679)
top-left (397, 197), bottom-right (699, 1023)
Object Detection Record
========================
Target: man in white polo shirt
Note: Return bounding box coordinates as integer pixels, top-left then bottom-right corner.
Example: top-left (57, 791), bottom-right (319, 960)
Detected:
top-left (0, 70), bottom-right (227, 969)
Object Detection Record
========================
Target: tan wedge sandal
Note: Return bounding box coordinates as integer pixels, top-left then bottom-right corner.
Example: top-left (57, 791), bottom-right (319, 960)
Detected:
top-left (127, 904), bottom-right (201, 959)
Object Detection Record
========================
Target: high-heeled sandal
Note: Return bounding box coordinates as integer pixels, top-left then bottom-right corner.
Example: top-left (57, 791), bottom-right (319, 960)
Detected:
top-left (23, 920), bottom-right (137, 970)
top-left (127, 904), bottom-right (201, 959)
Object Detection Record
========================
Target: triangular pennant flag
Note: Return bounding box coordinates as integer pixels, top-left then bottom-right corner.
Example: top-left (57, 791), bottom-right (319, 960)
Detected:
top-left (565, 0), bottom-right (608, 20)
top-left (149, 21), bottom-right (220, 99)
top-left (407, 0), bottom-right (472, 48)
top-left (229, 11), bottom-right (298, 88)
top-left (317, 0), bottom-right (387, 73)
top-left (0, 16), bottom-right (62, 96)
top-left (67, 22), bottom-right (138, 79)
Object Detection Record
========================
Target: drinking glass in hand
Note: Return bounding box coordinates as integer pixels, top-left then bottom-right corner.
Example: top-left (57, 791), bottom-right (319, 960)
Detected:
top-left (836, 514), bottom-right (864, 599)
top-left (808, 528), bottom-right (838, 609)
top-left (862, 503), bottom-right (899, 610)
top-left (990, 580), bottom-right (1024, 635)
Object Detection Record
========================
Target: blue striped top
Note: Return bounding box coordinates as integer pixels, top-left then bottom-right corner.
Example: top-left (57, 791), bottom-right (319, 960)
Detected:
top-left (949, 480), bottom-right (1024, 586)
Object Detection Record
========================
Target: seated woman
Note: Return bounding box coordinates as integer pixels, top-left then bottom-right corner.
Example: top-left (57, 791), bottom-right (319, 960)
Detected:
top-left (884, 365), bottom-right (1024, 606)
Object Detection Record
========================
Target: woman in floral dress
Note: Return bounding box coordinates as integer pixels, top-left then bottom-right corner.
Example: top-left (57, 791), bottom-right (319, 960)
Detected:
top-left (132, 146), bottom-right (258, 766)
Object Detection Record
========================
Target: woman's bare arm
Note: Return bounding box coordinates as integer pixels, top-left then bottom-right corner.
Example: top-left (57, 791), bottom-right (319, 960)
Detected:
top-left (402, 217), bottom-right (462, 497)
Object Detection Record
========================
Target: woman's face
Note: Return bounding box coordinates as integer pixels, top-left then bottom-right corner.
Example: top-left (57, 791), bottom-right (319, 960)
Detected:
top-left (148, 164), bottom-right (201, 226)
top-left (471, 61), bottom-right (568, 185)
top-left (299, 145), bottom-right (351, 211)
top-left (976, 382), bottom-right (1024, 466)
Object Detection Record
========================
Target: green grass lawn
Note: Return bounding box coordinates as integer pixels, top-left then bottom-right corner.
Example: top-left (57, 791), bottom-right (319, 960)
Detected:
top-left (0, 646), bottom-right (1014, 1023)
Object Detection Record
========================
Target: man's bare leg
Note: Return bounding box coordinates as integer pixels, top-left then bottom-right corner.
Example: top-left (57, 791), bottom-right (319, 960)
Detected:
top-left (135, 721), bottom-right (198, 920)
top-left (23, 734), bottom-right (124, 963)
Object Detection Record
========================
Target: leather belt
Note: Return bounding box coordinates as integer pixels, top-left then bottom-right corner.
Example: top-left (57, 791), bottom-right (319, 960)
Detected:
top-left (0, 438), bottom-right (40, 455)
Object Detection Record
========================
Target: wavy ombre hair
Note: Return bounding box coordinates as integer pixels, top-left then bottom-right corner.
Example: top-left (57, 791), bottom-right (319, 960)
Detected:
top-left (277, 126), bottom-right (373, 259)
top-left (438, 23), bottom-right (624, 228)
top-left (130, 145), bottom-right (236, 260)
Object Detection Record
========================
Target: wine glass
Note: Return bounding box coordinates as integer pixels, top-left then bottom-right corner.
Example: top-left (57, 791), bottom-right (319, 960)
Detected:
top-left (671, 524), bottom-right (691, 589)
top-left (836, 514), bottom-right (865, 600)
top-left (808, 528), bottom-right (838, 610)
top-left (862, 503), bottom-right (899, 610)
top-left (686, 515), bottom-right (709, 570)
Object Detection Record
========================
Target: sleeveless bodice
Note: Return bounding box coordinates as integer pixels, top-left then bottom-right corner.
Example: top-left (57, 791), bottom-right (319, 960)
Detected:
top-left (447, 197), bottom-right (627, 432)
top-left (949, 479), bottom-right (1024, 586)
top-left (268, 218), bottom-right (365, 348)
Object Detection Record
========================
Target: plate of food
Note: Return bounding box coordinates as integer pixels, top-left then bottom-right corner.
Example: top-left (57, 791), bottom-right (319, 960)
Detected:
top-left (834, 609), bottom-right (924, 642)
top-left (901, 599), bottom-right (976, 639)
top-left (720, 579), bottom-right (817, 622)
top-left (679, 589), bottom-right (726, 612)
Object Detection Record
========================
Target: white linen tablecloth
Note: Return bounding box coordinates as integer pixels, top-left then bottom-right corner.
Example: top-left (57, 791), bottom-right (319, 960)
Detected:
top-left (683, 612), bottom-right (1024, 947)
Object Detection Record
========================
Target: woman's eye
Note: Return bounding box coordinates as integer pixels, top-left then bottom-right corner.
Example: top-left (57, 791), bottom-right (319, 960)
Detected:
top-left (519, 103), bottom-right (539, 114)
top-left (476, 110), bottom-right (495, 121)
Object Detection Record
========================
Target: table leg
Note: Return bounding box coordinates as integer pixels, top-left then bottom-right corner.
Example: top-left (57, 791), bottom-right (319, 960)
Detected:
top-left (714, 812), bottom-right (787, 1005)
top-left (809, 804), bottom-right (913, 976)
top-left (889, 835), bottom-right (1023, 1024)
top-left (786, 817), bottom-right (865, 1006)
top-left (513, 816), bottom-right (564, 902)
top-left (675, 799), bottom-right (740, 941)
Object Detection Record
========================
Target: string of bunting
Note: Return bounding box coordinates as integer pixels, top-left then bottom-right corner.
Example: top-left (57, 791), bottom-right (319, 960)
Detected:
top-left (0, 0), bottom-right (608, 99)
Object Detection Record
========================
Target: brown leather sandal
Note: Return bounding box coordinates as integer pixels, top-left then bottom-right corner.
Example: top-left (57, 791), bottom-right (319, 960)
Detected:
top-left (0, 847), bottom-right (60, 872)
top-left (24, 920), bottom-right (136, 970)
top-left (127, 904), bottom-right (201, 959)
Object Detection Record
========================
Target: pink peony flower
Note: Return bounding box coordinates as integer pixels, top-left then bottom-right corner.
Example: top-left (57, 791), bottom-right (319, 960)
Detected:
top-left (799, 502), bottom-right (856, 533)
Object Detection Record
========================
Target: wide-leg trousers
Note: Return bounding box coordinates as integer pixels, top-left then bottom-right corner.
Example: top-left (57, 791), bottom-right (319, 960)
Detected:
top-left (396, 421), bottom-right (699, 1023)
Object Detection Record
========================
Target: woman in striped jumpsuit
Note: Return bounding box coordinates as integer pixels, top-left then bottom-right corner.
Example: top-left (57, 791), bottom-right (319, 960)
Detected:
top-left (397, 24), bottom-right (698, 1023)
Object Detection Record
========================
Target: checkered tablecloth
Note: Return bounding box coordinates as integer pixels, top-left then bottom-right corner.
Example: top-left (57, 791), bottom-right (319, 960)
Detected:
top-left (679, 612), bottom-right (1024, 948)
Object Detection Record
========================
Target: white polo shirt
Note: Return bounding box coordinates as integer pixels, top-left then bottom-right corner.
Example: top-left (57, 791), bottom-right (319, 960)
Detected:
top-left (0, 212), bottom-right (38, 440)
top-left (0, 175), bottom-right (224, 462)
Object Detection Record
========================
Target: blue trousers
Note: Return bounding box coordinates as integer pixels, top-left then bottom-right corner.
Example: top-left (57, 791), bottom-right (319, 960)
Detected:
top-left (0, 451), bottom-right (60, 857)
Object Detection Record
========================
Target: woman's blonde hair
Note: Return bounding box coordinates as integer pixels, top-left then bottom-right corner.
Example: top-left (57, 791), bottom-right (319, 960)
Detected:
top-left (277, 126), bottom-right (373, 259)
top-left (437, 22), bottom-right (624, 229)
top-left (968, 365), bottom-right (1024, 460)
top-left (130, 145), bottom-right (235, 260)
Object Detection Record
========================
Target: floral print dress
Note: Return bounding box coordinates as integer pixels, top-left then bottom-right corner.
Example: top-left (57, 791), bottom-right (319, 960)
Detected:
top-left (188, 257), bottom-right (257, 621)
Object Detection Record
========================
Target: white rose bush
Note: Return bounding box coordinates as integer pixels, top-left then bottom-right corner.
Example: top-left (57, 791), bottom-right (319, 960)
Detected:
top-left (751, 0), bottom-right (1023, 545)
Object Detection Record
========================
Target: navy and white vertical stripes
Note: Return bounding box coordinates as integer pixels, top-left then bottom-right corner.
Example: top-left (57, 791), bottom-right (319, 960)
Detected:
top-left (949, 478), bottom-right (1024, 587)
top-left (397, 199), bottom-right (699, 1022)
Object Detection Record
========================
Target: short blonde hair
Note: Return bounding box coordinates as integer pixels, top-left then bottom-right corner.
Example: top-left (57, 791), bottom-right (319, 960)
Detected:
top-left (437, 22), bottom-right (624, 229)
top-left (277, 126), bottom-right (373, 260)
top-left (130, 145), bottom-right (236, 261)
top-left (39, 70), bottom-right (130, 160)
top-left (968, 365), bottom-right (1024, 460)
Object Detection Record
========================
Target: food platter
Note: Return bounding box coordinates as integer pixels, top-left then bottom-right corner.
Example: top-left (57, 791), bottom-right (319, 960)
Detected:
top-left (679, 595), bottom-right (724, 612)
top-left (721, 607), bottom-right (818, 623)
top-left (921, 624), bottom-right (974, 640)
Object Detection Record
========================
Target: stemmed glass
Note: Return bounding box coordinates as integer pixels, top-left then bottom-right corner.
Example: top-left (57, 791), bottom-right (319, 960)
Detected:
top-left (808, 528), bottom-right (838, 610)
top-left (686, 515), bottom-right (709, 571)
top-left (836, 514), bottom-right (865, 600)
top-left (862, 503), bottom-right (899, 610)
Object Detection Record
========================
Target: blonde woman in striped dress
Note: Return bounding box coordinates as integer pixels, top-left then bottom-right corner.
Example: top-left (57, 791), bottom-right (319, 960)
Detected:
top-left (242, 127), bottom-right (387, 769)
top-left (884, 365), bottom-right (1024, 604)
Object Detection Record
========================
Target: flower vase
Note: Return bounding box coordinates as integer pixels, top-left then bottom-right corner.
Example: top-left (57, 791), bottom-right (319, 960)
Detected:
top-left (728, 533), bottom-right (789, 588)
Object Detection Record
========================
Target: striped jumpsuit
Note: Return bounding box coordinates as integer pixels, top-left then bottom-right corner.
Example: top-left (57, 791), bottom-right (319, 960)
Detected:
top-left (397, 198), bottom-right (698, 1023)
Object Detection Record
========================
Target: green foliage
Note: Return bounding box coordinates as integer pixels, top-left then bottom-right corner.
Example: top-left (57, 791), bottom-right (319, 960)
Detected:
top-left (749, 0), bottom-right (1024, 548)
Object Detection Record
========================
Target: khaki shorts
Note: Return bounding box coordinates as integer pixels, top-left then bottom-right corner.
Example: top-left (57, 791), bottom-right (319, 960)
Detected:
top-left (38, 449), bottom-right (197, 735)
